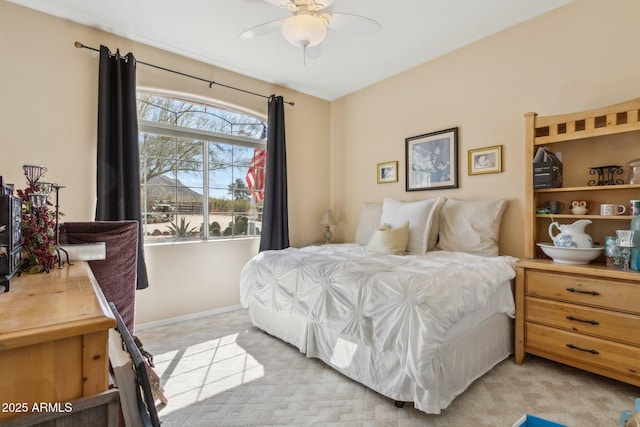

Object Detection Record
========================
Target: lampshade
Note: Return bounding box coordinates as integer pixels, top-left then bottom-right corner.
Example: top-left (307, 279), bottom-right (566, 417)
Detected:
top-left (282, 14), bottom-right (327, 47)
top-left (320, 209), bottom-right (337, 226)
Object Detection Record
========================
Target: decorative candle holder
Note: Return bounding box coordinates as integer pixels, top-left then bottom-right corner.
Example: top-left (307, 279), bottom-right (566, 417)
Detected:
top-left (626, 158), bottom-right (640, 184)
top-left (51, 184), bottom-right (69, 268)
top-left (604, 235), bottom-right (622, 268)
top-left (616, 229), bottom-right (635, 271)
top-left (588, 165), bottom-right (624, 186)
top-left (29, 193), bottom-right (49, 210)
top-left (37, 182), bottom-right (54, 194)
top-left (23, 164), bottom-right (47, 185)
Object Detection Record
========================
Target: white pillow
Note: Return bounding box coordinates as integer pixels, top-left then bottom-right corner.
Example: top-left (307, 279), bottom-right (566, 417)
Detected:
top-left (427, 197), bottom-right (447, 251)
top-left (354, 203), bottom-right (383, 245)
top-left (380, 198), bottom-right (442, 255)
top-left (436, 199), bottom-right (508, 256)
top-left (366, 222), bottom-right (409, 255)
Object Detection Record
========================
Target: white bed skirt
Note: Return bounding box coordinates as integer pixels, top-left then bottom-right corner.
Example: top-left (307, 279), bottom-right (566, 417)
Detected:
top-left (249, 302), bottom-right (308, 351)
top-left (248, 304), bottom-right (513, 414)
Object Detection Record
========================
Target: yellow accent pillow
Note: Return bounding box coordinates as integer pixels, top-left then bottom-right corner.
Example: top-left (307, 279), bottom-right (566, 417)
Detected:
top-left (366, 221), bottom-right (409, 255)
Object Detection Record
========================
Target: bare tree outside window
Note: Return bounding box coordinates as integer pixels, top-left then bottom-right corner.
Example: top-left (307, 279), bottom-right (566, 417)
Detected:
top-left (137, 93), bottom-right (266, 242)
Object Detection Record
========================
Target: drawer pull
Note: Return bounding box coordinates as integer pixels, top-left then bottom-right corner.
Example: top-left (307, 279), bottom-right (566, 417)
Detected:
top-left (566, 343), bottom-right (599, 355)
top-left (566, 315), bottom-right (599, 325)
top-left (566, 287), bottom-right (600, 296)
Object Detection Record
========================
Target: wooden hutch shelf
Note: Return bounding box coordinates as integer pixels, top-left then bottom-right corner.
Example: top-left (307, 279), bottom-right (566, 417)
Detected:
top-left (516, 98), bottom-right (640, 387)
top-left (535, 183), bottom-right (640, 193)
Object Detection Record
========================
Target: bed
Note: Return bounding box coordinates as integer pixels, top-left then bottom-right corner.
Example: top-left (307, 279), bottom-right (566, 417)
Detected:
top-left (239, 197), bottom-right (517, 414)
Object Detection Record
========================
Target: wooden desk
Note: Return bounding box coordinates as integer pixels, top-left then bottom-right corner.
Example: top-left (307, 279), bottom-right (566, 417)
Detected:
top-left (0, 262), bottom-right (116, 422)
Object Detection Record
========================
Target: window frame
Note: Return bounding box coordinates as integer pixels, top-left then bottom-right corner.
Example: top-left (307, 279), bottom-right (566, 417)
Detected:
top-left (137, 93), bottom-right (266, 244)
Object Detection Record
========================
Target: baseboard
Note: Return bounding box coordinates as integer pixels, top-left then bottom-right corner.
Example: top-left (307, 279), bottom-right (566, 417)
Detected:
top-left (135, 304), bottom-right (243, 331)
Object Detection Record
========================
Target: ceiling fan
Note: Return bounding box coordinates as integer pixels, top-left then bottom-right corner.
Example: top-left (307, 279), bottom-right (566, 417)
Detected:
top-left (240, 0), bottom-right (382, 59)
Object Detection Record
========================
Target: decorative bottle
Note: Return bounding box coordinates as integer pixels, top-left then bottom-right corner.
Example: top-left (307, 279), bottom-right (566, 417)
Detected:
top-left (630, 212), bottom-right (640, 271)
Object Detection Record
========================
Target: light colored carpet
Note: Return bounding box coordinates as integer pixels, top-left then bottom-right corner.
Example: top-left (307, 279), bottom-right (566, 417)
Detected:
top-left (137, 309), bottom-right (637, 426)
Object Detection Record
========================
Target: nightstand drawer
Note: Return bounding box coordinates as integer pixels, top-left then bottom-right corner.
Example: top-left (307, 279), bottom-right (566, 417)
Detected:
top-left (525, 297), bottom-right (640, 346)
top-left (526, 323), bottom-right (640, 379)
top-left (525, 270), bottom-right (640, 315)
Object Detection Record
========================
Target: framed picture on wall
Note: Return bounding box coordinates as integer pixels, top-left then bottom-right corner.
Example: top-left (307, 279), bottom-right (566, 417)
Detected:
top-left (468, 145), bottom-right (502, 175)
top-left (377, 161), bottom-right (398, 183)
top-left (405, 127), bottom-right (458, 191)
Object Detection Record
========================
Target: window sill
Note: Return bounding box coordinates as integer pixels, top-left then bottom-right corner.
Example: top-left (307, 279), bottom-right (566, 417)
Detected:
top-left (143, 236), bottom-right (259, 248)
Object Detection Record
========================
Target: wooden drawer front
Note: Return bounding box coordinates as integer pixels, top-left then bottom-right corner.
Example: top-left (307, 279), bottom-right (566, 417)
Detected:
top-left (526, 323), bottom-right (640, 379)
top-left (526, 270), bottom-right (640, 315)
top-left (526, 297), bottom-right (640, 346)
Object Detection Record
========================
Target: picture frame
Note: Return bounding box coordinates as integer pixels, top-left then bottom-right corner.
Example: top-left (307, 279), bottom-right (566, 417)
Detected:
top-left (377, 161), bottom-right (398, 184)
top-left (468, 145), bottom-right (502, 175)
top-left (405, 127), bottom-right (458, 191)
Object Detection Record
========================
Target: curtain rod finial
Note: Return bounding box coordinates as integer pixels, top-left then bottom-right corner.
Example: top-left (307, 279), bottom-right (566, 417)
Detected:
top-left (74, 41), bottom-right (84, 48)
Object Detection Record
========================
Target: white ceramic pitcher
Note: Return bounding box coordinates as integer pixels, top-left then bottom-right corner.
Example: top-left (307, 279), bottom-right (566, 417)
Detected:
top-left (548, 219), bottom-right (593, 248)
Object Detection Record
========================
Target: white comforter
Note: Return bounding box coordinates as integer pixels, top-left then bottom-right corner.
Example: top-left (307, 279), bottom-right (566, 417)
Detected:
top-left (239, 244), bottom-right (516, 390)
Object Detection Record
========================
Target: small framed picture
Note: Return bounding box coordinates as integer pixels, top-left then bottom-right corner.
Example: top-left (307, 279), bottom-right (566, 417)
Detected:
top-left (468, 145), bottom-right (502, 175)
top-left (405, 127), bottom-right (458, 191)
top-left (377, 161), bottom-right (398, 183)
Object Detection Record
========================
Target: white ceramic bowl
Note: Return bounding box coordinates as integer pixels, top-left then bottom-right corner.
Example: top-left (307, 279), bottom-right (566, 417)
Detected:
top-left (537, 243), bottom-right (604, 265)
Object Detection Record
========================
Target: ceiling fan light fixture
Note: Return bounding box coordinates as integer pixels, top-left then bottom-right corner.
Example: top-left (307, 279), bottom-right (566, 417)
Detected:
top-left (282, 14), bottom-right (327, 47)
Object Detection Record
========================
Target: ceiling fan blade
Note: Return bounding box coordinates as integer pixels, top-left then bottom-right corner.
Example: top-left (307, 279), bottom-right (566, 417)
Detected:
top-left (239, 19), bottom-right (285, 39)
top-left (263, 0), bottom-right (290, 6)
top-left (324, 12), bottom-right (382, 33)
top-left (263, 0), bottom-right (336, 9)
top-left (310, 0), bottom-right (336, 8)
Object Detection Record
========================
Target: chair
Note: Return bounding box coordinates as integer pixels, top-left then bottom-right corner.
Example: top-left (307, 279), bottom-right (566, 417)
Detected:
top-left (110, 302), bottom-right (161, 427)
top-left (59, 221), bottom-right (139, 334)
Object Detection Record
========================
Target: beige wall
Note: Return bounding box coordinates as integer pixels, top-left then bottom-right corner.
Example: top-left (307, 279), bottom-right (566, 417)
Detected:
top-left (3, 0), bottom-right (640, 324)
top-left (331, 0), bottom-right (640, 258)
top-left (0, 1), bottom-right (330, 324)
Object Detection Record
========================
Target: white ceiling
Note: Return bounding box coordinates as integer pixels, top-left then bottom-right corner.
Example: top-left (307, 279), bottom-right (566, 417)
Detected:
top-left (8, 0), bottom-right (572, 101)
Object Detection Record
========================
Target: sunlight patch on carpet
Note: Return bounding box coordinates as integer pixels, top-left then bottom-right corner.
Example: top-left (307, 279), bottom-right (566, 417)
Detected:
top-left (152, 333), bottom-right (264, 414)
top-left (330, 337), bottom-right (358, 369)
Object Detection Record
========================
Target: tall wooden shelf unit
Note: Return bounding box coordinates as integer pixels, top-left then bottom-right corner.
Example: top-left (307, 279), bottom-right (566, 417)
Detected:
top-left (515, 98), bottom-right (640, 387)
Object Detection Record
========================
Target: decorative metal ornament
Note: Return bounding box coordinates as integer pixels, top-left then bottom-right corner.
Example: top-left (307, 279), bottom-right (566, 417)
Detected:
top-left (588, 165), bottom-right (624, 186)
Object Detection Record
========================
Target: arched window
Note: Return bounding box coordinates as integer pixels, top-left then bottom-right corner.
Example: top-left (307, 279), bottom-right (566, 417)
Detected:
top-left (137, 92), bottom-right (266, 242)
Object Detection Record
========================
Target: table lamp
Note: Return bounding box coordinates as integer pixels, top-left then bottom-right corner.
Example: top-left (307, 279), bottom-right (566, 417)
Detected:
top-left (320, 209), bottom-right (337, 244)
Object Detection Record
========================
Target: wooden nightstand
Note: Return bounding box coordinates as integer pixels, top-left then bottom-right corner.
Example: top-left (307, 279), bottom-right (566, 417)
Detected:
top-left (515, 259), bottom-right (640, 386)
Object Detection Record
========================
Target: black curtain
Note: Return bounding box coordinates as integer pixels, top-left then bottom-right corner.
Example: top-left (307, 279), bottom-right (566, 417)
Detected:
top-left (259, 95), bottom-right (290, 251)
top-left (96, 45), bottom-right (149, 290)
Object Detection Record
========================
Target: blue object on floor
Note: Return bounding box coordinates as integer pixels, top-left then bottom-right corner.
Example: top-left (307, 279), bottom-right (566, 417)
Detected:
top-left (619, 398), bottom-right (640, 427)
top-left (513, 414), bottom-right (567, 427)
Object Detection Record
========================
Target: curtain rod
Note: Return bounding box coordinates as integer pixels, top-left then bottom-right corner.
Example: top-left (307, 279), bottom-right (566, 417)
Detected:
top-left (74, 41), bottom-right (294, 106)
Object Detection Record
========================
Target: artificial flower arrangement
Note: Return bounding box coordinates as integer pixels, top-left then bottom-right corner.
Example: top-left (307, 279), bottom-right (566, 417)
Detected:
top-left (16, 183), bottom-right (57, 273)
